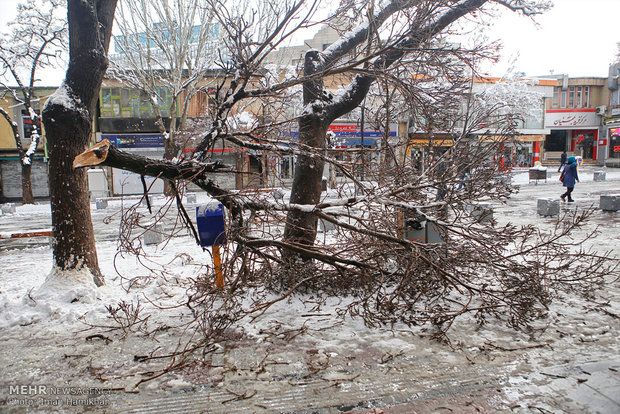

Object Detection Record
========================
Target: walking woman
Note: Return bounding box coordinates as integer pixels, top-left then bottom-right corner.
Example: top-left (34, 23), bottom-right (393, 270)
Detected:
top-left (560, 156), bottom-right (579, 202)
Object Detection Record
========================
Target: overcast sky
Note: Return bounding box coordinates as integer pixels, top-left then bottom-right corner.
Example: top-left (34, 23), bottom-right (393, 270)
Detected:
top-left (0, 0), bottom-right (618, 84)
top-left (485, 0), bottom-right (620, 77)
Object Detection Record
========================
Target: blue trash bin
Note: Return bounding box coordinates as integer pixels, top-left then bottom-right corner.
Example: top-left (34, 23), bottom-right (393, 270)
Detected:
top-left (196, 202), bottom-right (226, 247)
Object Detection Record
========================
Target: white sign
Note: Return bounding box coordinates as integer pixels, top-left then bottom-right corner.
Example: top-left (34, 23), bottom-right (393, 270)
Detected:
top-left (112, 168), bottom-right (164, 195)
top-left (545, 111), bottom-right (599, 128)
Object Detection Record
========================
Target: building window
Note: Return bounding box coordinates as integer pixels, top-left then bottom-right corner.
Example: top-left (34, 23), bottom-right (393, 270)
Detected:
top-left (560, 89), bottom-right (567, 108)
top-left (568, 86), bottom-right (575, 108)
top-left (100, 86), bottom-right (176, 118)
top-left (552, 87), bottom-right (559, 108)
top-left (583, 86), bottom-right (590, 108)
top-left (576, 86), bottom-right (582, 108)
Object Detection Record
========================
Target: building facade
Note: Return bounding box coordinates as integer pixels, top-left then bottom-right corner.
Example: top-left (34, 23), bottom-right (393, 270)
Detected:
top-left (542, 76), bottom-right (609, 165)
top-left (602, 62), bottom-right (620, 167)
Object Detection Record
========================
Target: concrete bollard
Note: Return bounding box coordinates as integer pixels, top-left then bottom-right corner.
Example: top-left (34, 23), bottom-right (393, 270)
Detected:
top-left (318, 218), bottom-right (336, 233)
top-left (95, 199), bottom-right (108, 209)
top-left (186, 193), bottom-right (197, 204)
top-left (593, 171), bottom-right (606, 182)
top-left (471, 203), bottom-right (493, 223)
top-left (600, 194), bottom-right (620, 212)
top-left (1, 203), bottom-right (16, 214)
top-left (143, 224), bottom-right (163, 245)
top-left (537, 198), bottom-right (560, 216)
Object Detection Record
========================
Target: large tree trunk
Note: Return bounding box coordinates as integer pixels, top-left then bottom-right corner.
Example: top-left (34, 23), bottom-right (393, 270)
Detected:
top-left (45, 104), bottom-right (103, 285)
top-left (282, 50), bottom-right (330, 252)
top-left (41, 0), bottom-right (117, 287)
top-left (21, 163), bottom-right (35, 204)
top-left (282, 116), bottom-right (327, 249)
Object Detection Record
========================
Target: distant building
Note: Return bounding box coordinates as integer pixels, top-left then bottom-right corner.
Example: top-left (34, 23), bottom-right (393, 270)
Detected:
top-left (603, 62), bottom-right (620, 167)
top-left (538, 75), bottom-right (610, 165)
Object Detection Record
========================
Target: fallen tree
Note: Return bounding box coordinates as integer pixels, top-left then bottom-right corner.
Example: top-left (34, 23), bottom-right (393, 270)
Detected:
top-left (72, 0), bottom-right (618, 379)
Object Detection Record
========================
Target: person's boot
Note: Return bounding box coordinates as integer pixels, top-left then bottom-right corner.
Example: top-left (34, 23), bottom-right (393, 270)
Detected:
top-left (568, 197), bottom-right (574, 203)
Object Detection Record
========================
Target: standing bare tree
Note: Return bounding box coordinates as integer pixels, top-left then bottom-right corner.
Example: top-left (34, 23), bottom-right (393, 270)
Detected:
top-left (0, 0), bottom-right (67, 204)
top-left (111, 0), bottom-right (220, 193)
top-left (42, 0), bottom-right (118, 286)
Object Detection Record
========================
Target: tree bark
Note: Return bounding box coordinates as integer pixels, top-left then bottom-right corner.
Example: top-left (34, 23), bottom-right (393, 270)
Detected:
top-left (21, 163), bottom-right (35, 204)
top-left (282, 50), bottom-right (329, 251)
top-left (41, 0), bottom-right (118, 287)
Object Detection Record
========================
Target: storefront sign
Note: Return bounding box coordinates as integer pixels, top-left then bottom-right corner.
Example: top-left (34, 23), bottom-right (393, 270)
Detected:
top-left (545, 110), bottom-right (598, 128)
top-left (409, 139), bottom-right (453, 147)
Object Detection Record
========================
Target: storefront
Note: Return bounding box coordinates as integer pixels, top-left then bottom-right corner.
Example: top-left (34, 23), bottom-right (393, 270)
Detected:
top-left (607, 124), bottom-right (620, 166)
top-left (544, 109), bottom-right (604, 162)
top-left (406, 134), bottom-right (454, 173)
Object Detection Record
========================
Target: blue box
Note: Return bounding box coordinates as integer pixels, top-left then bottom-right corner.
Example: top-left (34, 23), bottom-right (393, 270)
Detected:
top-left (196, 202), bottom-right (226, 247)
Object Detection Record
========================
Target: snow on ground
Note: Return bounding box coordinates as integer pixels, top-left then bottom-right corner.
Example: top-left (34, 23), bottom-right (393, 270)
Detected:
top-left (0, 167), bottom-right (619, 413)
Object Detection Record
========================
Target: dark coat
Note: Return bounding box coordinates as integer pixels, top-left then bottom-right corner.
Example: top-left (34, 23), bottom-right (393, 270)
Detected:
top-left (560, 152), bottom-right (567, 164)
top-left (561, 162), bottom-right (579, 188)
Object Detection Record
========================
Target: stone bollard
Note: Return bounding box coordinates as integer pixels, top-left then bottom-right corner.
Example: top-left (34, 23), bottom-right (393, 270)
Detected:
top-left (471, 203), bottom-right (493, 223)
top-left (143, 224), bottom-right (163, 245)
top-left (1, 203), bottom-right (16, 214)
top-left (273, 189), bottom-right (284, 200)
top-left (600, 194), bottom-right (620, 212)
top-left (318, 218), bottom-right (336, 233)
top-left (95, 199), bottom-right (108, 209)
top-left (593, 171), bottom-right (606, 182)
top-left (537, 198), bottom-right (560, 216)
top-left (186, 193), bottom-right (197, 204)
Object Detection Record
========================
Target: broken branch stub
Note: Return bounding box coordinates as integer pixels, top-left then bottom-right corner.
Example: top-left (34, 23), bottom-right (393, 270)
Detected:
top-left (73, 139), bottom-right (231, 183)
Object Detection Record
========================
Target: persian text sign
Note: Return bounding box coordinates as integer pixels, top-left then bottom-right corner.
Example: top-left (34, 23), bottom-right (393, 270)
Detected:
top-left (545, 110), bottom-right (598, 128)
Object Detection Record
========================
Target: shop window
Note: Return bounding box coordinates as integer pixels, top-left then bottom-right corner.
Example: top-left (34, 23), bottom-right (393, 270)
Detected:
top-left (102, 89), bottom-right (112, 109)
top-left (610, 128), bottom-right (620, 159)
top-left (121, 89), bottom-right (130, 107)
top-left (100, 87), bottom-right (121, 117)
top-left (280, 156), bottom-right (294, 179)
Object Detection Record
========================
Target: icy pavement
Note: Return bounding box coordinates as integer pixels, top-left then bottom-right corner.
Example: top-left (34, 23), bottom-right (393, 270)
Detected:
top-left (0, 167), bottom-right (619, 413)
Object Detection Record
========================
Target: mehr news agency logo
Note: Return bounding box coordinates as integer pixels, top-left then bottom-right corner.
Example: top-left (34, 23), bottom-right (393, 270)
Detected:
top-left (5, 385), bottom-right (112, 407)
